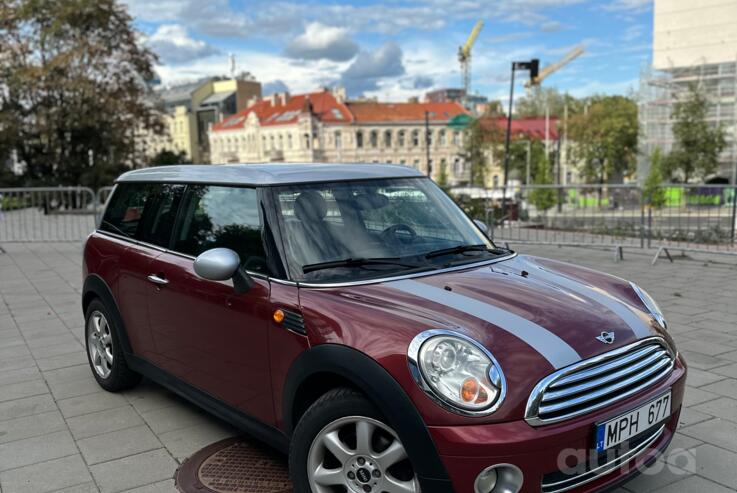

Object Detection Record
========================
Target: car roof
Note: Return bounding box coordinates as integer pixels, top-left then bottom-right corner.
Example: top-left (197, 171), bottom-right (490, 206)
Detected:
top-left (116, 163), bottom-right (425, 186)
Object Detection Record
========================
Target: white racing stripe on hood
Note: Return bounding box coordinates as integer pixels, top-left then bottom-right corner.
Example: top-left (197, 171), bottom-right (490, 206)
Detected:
top-left (523, 260), bottom-right (652, 339)
top-left (389, 279), bottom-right (581, 369)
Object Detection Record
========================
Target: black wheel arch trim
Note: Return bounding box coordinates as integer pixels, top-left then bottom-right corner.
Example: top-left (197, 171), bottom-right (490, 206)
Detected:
top-left (82, 274), bottom-right (134, 356)
top-left (282, 344), bottom-right (453, 491)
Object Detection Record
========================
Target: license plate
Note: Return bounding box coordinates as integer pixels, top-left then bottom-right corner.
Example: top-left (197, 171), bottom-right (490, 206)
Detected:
top-left (595, 390), bottom-right (671, 453)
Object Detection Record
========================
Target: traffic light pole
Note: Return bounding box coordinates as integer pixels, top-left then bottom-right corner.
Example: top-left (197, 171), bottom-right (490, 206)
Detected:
top-left (502, 64), bottom-right (516, 220)
top-left (425, 111), bottom-right (432, 178)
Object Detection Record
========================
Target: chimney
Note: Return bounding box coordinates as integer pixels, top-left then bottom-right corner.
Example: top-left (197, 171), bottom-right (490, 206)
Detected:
top-left (332, 86), bottom-right (346, 103)
top-left (277, 92), bottom-right (289, 106)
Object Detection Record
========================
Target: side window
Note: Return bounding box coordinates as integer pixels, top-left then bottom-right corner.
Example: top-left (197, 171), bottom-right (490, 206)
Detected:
top-left (100, 183), bottom-right (154, 239)
top-left (138, 184), bottom-right (184, 248)
top-left (173, 186), bottom-right (268, 274)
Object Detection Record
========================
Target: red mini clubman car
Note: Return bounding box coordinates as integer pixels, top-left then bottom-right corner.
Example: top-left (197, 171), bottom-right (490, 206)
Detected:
top-left (83, 164), bottom-right (686, 493)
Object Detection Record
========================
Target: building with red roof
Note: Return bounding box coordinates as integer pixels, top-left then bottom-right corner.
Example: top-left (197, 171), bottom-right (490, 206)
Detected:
top-left (209, 89), bottom-right (471, 183)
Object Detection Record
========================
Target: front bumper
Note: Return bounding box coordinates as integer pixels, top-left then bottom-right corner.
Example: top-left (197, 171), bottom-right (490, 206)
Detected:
top-left (428, 356), bottom-right (686, 493)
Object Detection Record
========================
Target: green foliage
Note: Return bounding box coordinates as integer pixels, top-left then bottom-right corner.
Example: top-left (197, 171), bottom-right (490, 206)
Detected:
top-left (529, 156), bottom-right (556, 212)
top-left (664, 84), bottom-right (727, 182)
top-left (0, 0), bottom-right (163, 188)
top-left (643, 148), bottom-right (667, 208)
top-left (461, 119), bottom-right (489, 187)
top-left (515, 87), bottom-right (584, 118)
top-left (149, 150), bottom-right (192, 167)
top-left (436, 159), bottom-right (449, 188)
top-left (568, 96), bottom-right (638, 183)
top-left (507, 139), bottom-right (548, 184)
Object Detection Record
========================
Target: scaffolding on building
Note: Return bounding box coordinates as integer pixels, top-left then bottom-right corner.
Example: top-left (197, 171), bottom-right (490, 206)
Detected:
top-left (638, 57), bottom-right (737, 184)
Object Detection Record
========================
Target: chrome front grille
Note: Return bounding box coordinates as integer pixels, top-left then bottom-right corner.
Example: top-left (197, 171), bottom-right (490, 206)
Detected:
top-left (526, 338), bottom-right (675, 426)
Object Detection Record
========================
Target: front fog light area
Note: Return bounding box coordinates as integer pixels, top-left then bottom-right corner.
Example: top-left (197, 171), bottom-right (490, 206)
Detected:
top-left (474, 464), bottom-right (523, 493)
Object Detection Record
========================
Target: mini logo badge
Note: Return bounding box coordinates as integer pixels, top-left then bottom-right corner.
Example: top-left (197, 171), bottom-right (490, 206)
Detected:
top-left (596, 331), bottom-right (615, 344)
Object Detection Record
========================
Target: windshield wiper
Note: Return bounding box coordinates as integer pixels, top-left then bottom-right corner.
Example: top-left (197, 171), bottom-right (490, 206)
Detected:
top-left (302, 257), bottom-right (424, 274)
top-left (424, 244), bottom-right (491, 259)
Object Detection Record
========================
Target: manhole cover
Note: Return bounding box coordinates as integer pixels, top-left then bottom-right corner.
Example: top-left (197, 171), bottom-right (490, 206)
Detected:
top-left (176, 436), bottom-right (293, 493)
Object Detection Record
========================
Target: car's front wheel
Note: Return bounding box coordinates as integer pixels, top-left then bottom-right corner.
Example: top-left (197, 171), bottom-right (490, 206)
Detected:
top-left (289, 387), bottom-right (421, 493)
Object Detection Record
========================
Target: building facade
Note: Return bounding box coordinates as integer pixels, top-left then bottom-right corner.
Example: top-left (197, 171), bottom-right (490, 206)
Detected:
top-left (639, 0), bottom-right (737, 182)
top-left (135, 76), bottom-right (262, 165)
top-left (209, 89), bottom-right (472, 184)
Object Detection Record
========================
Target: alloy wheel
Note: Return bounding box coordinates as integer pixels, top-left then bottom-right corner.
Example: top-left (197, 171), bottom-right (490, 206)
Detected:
top-left (307, 416), bottom-right (420, 493)
top-left (87, 310), bottom-right (114, 379)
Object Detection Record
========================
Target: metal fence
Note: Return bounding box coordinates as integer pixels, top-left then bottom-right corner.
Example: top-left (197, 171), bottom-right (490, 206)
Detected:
top-left (471, 184), bottom-right (737, 256)
top-left (0, 187), bottom-right (99, 242)
top-left (2, 184), bottom-right (737, 258)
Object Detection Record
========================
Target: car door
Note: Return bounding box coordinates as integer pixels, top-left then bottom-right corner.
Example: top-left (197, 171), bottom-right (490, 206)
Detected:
top-left (99, 183), bottom-right (180, 361)
top-left (147, 184), bottom-right (274, 424)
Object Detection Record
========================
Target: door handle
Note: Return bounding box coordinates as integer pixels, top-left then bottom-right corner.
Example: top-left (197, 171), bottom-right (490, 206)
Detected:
top-left (147, 274), bottom-right (169, 286)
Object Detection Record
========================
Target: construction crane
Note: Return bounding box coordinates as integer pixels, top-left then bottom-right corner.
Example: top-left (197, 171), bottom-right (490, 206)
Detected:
top-left (458, 20), bottom-right (484, 99)
top-left (525, 45), bottom-right (585, 87)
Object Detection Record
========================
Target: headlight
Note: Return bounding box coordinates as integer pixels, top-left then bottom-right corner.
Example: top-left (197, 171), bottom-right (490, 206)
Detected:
top-left (631, 282), bottom-right (667, 330)
top-left (408, 330), bottom-right (506, 416)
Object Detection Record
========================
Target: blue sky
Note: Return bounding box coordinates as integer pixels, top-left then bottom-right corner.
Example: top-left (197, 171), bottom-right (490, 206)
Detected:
top-left (123, 0), bottom-right (653, 103)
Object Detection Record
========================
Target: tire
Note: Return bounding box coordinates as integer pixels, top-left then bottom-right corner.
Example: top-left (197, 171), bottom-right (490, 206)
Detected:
top-left (84, 298), bottom-right (141, 392)
top-left (289, 387), bottom-right (420, 493)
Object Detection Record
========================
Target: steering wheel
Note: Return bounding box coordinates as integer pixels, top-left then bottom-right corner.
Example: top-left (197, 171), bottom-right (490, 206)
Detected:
top-left (380, 224), bottom-right (418, 247)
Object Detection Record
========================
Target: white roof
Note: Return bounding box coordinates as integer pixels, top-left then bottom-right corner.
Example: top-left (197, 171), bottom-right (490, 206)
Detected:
top-left (117, 163), bottom-right (425, 186)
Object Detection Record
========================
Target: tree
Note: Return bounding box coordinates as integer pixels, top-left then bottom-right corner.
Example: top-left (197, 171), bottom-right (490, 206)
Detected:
top-left (515, 87), bottom-right (583, 118)
top-left (568, 96), bottom-right (638, 185)
top-left (664, 83), bottom-right (726, 182)
top-left (436, 158), bottom-right (449, 188)
top-left (529, 156), bottom-right (556, 212)
top-left (149, 150), bottom-right (191, 167)
top-left (507, 139), bottom-right (548, 184)
top-left (0, 0), bottom-right (163, 189)
top-left (461, 119), bottom-right (490, 187)
top-left (643, 148), bottom-right (667, 208)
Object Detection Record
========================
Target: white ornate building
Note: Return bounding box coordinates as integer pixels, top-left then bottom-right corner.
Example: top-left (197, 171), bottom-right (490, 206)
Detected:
top-left (209, 89), bottom-right (471, 183)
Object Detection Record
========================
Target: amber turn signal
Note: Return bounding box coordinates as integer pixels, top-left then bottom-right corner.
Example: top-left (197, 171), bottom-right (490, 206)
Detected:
top-left (461, 377), bottom-right (480, 403)
top-left (273, 309), bottom-right (285, 324)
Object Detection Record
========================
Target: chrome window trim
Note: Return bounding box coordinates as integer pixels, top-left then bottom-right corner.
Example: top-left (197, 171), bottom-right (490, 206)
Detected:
top-left (95, 230), bottom-right (515, 288)
top-left (407, 329), bottom-right (507, 417)
top-left (525, 337), bottom-right (675, 426)
top-left (541, 424), bottom-right (665, 493)
top-left (94, 230), bottom-right (269, 281)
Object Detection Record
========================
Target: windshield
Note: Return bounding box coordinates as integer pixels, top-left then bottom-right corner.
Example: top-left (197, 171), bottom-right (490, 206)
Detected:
top-left (272, 177), bottom-right (500, 283)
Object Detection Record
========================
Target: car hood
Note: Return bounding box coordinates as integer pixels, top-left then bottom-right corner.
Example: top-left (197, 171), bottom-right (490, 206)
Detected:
top-left (299, 253), bottom-right (672, 422)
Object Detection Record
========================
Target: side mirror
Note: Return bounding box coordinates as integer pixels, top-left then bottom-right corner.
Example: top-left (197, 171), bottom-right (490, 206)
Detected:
top-left (474, 219), bottom-right (489, 235)
top-left (193, 248), bottom-right (253, 294)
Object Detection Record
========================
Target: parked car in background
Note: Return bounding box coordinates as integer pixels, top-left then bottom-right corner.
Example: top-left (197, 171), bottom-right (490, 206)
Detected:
top-left (82, 164), bottom-right (686, 493)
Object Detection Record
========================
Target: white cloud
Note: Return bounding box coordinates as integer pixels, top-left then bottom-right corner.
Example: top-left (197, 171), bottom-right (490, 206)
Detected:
top-left (284, 23), bottom-right (358, 62)
top-left (341, 42), bottom-right (406, 96)
top-left (603, 0), bottom-right (652, 14)
top-left (146, 24), bottom-right (219, 65)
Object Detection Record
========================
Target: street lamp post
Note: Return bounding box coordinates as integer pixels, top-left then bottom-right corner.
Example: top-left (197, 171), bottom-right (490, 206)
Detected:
top-left (502, 59), bottom-right (539, 221)
top-left (425, 111), bottom-right (432, 178)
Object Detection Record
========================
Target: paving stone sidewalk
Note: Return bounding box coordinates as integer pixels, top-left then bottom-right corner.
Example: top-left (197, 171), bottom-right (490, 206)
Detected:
top-left (0, 241), bottom-right (736, 492)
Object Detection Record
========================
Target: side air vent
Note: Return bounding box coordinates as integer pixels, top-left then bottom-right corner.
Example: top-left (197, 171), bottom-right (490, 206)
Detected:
top-left (282, 310), bottom-right (306, 335)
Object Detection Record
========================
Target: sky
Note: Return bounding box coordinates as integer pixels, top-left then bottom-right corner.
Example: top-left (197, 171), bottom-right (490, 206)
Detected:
top-left (122, 0), bottom-right (653, 104)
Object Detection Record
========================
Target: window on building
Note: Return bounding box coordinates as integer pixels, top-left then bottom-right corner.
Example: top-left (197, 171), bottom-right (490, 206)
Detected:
top-left (335, 131), bottom-right (342, 149)
top-left (413, 159), bottom-right (420, 168)
top-left (262, 136), bottom-right (266, 151)
top-left (439, 130), bottom-right (446, 146)
top-left (278, 134), bottom-right (283, 150)
top-left (287, 134), bottom-right (293, 149)
top-left (356, 131), bottom-right (364, 148)
top-left (398, 130), bottom-right (406, 147)
top-left (411, 130), bottom-right (420, 147)
top-left (427, 130), bottom-right (433, 147)
top-left (384, 130), bottom-right (392, 147)
top-left (493, 175), bottom-right (500, 188)
top-left (304, 133), bottom-right (311, 149)
top-left (452, 131), bottom-right (461, 146)
top-left (400, 159), bottom-right (406, 165)
top-left (370, 130), bottom-right (378, 148)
